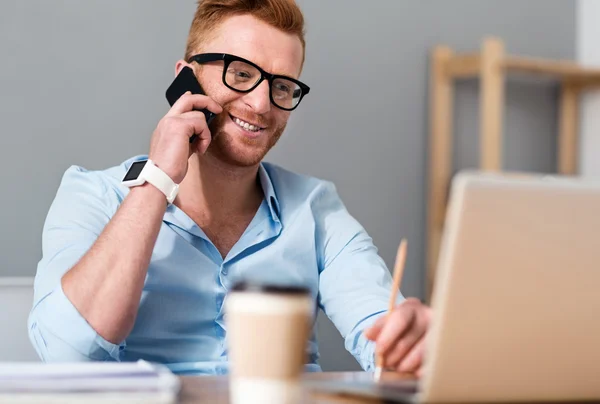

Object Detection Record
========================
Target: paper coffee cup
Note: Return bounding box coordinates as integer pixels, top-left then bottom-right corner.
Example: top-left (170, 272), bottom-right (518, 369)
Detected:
top-left (225, 281), bottom-right (312, 404)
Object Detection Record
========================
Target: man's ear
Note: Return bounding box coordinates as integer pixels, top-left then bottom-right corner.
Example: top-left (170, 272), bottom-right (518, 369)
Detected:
top-left (174, 59), bottom-right (194, 76)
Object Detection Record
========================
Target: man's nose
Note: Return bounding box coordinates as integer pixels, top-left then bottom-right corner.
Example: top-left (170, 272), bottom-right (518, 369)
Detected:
top-left (241, 80), bottom-right (271, 115)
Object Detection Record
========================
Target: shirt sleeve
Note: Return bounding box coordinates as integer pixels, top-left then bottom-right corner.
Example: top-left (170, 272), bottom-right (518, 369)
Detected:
top-left (28, 165), bottom-right (125, 362)
top-left (314, 181), bottom-right (404, 371)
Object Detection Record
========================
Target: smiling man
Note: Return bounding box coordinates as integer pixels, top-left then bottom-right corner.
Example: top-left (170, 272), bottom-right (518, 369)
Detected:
top-left (28, 0), bottom-right (430, 375)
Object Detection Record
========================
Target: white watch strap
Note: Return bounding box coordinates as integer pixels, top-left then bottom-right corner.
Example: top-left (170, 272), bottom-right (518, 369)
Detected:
top-left (141, 160), bottom-right (179, 204)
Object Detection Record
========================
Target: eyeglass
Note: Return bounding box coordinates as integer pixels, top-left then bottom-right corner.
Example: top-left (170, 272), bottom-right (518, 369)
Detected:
top-left (187, 53), bottom-right (310, 111)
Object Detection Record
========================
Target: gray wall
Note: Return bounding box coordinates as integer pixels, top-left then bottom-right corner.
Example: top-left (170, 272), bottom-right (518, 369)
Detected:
top-left (0, 1), bottom-right (575, 371)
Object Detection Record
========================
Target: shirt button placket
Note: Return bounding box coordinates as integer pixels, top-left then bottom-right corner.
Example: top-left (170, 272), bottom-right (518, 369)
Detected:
top-left (220, 264), bottom-right (229, 290)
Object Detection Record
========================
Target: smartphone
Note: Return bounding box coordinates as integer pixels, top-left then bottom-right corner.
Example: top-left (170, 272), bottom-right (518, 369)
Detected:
top-left (166, 66), bottom-right (217, 143)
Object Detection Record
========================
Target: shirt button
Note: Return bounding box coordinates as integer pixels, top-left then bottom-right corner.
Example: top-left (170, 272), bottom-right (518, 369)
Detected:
top-left (221, 266), bottom-right (228, 276)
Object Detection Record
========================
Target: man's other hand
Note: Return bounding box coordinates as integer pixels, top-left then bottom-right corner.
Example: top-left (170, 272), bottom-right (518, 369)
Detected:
top-left (364, 298), bottom-right (431, 376)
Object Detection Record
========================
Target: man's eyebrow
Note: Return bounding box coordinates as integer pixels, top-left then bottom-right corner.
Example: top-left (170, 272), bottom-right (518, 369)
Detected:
top-left (271, 70), bottom-right (298, 79)
top-left (263, 62), bottom-right (298, 78)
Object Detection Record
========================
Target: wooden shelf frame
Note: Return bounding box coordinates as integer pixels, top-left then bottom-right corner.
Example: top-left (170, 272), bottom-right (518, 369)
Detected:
top-left (426, 37), bottom-right (600, 301)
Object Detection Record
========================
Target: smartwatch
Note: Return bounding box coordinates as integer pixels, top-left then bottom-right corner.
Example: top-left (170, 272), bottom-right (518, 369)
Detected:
top-left (121, 159), bottom-right (179, 204)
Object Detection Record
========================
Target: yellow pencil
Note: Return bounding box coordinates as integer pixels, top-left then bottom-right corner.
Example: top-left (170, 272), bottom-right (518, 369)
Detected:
top-left (374, 238), bottom-right (408, 382)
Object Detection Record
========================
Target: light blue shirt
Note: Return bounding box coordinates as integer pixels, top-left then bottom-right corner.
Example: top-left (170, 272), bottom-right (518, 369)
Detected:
top-left (28, 155), bottom-right (403, 375)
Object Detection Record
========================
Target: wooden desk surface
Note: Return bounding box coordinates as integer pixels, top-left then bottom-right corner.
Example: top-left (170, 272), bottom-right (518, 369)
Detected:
top-left (178, 371), bottom-right (414, 403)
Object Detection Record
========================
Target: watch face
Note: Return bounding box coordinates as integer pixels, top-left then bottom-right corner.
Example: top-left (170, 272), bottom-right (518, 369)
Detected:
top-left (123, 160), bottom-right (147, 181)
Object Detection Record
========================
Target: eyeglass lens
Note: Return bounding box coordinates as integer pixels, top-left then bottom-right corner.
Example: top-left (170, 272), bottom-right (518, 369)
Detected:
top-left (225, 60), bottom-right (303, 110)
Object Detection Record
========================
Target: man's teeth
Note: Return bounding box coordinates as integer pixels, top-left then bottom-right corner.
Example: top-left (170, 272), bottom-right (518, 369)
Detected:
top-left (234, 117), bottom-right (261, 132)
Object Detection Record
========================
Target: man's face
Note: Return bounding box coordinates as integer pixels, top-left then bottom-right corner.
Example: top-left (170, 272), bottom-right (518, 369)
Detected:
top-left (177, 14), bottom-right (304, 168)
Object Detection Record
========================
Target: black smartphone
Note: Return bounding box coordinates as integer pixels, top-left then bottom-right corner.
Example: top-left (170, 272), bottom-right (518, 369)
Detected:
top-left (166, 66), bottom-right (217, 143)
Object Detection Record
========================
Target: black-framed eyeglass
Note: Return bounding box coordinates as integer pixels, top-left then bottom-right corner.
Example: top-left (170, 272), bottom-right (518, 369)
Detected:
top-left (187, 53), bottom-right (310, 111)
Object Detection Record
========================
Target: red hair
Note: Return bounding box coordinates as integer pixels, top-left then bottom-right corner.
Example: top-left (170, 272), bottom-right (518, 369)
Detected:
top-left (185, 0), bottom-right (306, 63)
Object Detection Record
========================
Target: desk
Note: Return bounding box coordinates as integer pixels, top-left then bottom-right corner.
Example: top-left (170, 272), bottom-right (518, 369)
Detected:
top-left (178, 371), bottom-right (413, 403)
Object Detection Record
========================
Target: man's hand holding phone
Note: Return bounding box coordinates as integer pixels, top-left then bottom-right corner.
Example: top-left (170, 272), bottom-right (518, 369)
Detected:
top-left (148, 92), bottom-right (222, 184)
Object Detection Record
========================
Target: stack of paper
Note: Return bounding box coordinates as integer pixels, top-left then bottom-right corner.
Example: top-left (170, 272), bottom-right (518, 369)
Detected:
top-left (0, 360), bottom-right (180, 403)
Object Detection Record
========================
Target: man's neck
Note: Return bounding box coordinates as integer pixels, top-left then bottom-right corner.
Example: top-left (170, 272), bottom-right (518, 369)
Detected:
top-left (175, 153), bottom-right (263, 221)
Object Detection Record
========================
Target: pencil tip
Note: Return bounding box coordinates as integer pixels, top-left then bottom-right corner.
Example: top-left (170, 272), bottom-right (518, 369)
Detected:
top-left (374, 367), bottom-right (382, 382)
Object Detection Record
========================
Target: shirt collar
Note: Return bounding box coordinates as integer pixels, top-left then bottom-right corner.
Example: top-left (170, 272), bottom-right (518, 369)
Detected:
top-left (258, 162), bottom-right (281, 223)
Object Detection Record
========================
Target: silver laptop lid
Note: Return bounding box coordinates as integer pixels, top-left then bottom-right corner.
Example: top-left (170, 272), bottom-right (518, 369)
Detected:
top-left (422, 171), bottom-right (600, 402)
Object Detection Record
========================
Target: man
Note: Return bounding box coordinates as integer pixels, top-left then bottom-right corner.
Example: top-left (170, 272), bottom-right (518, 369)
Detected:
top-left (28, 0), bottom-right (430, 375)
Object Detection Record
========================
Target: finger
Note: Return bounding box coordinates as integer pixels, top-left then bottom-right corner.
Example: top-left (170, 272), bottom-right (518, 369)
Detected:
top-left (170, 92), bottom-right (222, 116)
top-left (396, 335), bottom-right (426, 374)
top-left (364, 315), bottom-right (387, 341)
top-left (375, 307), bottom-right (416, 356)
top-left (384, 304), bottom-right (429, 368)
top-left (194, 129), bottom-right (212, 155)
top-left (178, 111), bottom-right (213, 153)
top-left (177, 111), bottom-right (212, 152)
top-left (168, 92), bottom-right (223, 116)
top-left (383, 323), bottom-right (425, 369)
top-left (178, 110), bottom-right (210, 136)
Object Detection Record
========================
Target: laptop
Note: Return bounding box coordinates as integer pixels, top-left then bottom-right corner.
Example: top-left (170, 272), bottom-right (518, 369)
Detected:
top-left (306, 170), bottom-right (600, 402)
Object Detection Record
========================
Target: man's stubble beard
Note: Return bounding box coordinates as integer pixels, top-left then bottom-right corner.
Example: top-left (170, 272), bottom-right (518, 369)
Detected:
top-left (205, 112), bottom-right (287, 168)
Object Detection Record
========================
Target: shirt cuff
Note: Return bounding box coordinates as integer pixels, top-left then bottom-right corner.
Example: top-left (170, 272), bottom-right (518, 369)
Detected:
top-left (33, 284), bottom-right (124, 361)
top-left (343, 311), bottom-right (385, 372)
top-left (360, 339), bottom-right (377, 372)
